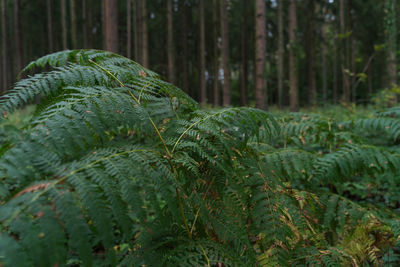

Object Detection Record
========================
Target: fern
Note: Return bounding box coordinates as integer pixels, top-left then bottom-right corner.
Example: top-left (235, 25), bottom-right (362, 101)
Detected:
top-left (1, 50), bottom-right (400, 266)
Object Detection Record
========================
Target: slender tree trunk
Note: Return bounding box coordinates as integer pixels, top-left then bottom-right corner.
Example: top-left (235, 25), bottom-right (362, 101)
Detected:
top-left (82, 0), bottom-right (89, 48)
top-left (199, 0), bottom-right (206, 103)
top-left (134, 0), bottom-right (140, 62)
top-left (340, 0), bottom-right (349, 102)
top-left (167, 0), bottom-right (175, 83)
top-left (61, 0), bottom-right (68, 49)
top-left (348, 0), bottom-right (356, 102)
top-left (14, 0), bottom-right (23, 72)
top-left (387, 0), bottom-right (397, 90)
top-left (127, 0), bottom-right (132, 58)
top-left (255, 0), bottom-right (266, 109)
top-left (104, 0), bottom-right (119, 53)
top-left (277, 0), bottom-right (284, 108)
top-left (306, 0), bottom-right (316, 106)
top-left (240, 0), bottom-right (248, 106)
top-left (46, 0), bottom-right (54, 52)
top-left (179, 0), bottom-right (188, 93)
top-left (70, 0), bottom-right (77, 49)
top-left (220, 0), bottom-right (231, 106)
top-left (87, 0), bottom-right (93, 48)
top-left (142, 0), bottom-right (148, 67)
top-left (321, 23), bottom-right (327, 103)
top-left (1, 0), bottom-right (7, 91)
top-left (213, 0), bottom-right (219, 106)
top-left (289, 0), bottom-right (298, 112)
top-left (333, 37), bottom-right (338, 103)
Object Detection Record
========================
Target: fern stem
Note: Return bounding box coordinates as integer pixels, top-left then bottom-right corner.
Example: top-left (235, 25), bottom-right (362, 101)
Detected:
top-left (176, 187), bottom-right (192, 239)
top-left (198, 243), bottom-right (211, 267)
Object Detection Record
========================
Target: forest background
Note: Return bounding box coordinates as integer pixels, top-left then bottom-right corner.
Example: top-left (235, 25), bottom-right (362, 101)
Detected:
top-left (1, 0), bottom-right (398, 110)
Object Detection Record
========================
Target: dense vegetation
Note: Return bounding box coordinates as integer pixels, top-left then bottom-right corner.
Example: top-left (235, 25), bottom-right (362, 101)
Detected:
top-left (1, 50), bottom-right (400, 266)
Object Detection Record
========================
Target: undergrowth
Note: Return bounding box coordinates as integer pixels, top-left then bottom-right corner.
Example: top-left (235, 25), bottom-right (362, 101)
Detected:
top-left (0, 50), bottom-right (399, 266)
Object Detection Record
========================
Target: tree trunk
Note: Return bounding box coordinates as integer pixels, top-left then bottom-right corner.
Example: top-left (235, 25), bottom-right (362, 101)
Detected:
top-left (127, 0), bottom-right (132, 58)
top-left (255, 0), bottom-right (266, 109)
top-left (141, 0), bottom-right (148, 67)
top-left (220, 0), bottom-right (231, 106)
top-left (387, 0), bottom-right (397, 90)
top-left (82, 0), bottom-right (89, 48)
top-left (348, 0), bottom-right (356, 102)
top-left (61, 0), bottom-right (68, 49)
top-left (333, 37), bottom-right (338, 103)
top-left (1, 0), bottom-right (7, 91)
top-left (277, 0), bottom-right (284, 108)
top-left (46, 0), bottom-right (54, 52)
top-left (289, 0), bottom-right (298, 112)
top-left (134, 0), bottom-right (140, 62)
top-left (321, 23), bottom-right (327, 103)
top-left (213, 0), bottom-right (219, 106)
top-left (179, 0), bottom-right (188, 93)
top-left (199, 0), bottom-right (206, 104)
top-left (14, 0), bottom-right (23, 72)
top-left (70, 0), bottom-right (77, 49)
top-left (306, 0), bottom-right (317, 106)
top-left (104, 0), bottom-right (119, 53)
top-left (340, 0), bottom-right (349, 102)
top-left (167, 0), bottom-right (175, 83)
top-left (240, 0), bottom-right (248, 106)
top-left (87, 0), bottom-right (93, 48)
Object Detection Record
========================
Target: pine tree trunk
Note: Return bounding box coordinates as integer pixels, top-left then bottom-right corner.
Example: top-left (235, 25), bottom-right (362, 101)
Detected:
top-left (167, 0), bottom-right (175, 83)
top-left (387, 0), bottom-right (397, 90)
top-left (82, 0), bottom-right (88, 48)
top-left (199, 0), bottom-right (206, 104)
top-left (255, 0), bottom-right (266, 109)
top-left (127, 0), bottom-right (132, 58)
top-left (87, 0), bottom-right (93, 48)
top-left (61, 0), bottom-right (68, 49)
top-left (142, 0), bottom-right (148, 67)
top-left (70, 0), bottom-right (77, 49)
top-left (213, 0), bottom-right (219, 106)
top-left (289, 0), bottom-right (298, 112)
top-left (240, 0), bottom-right (248, 106)
top-left (220, 0), bottom-right (231, 106)
top-left (1, 0), bottom-right (7, 91)
top-left (306, 0), bottom-right (316, 106)
top-left (321, 23), bottom-right (327, 103)
top-left (348, 0), bottom-right (356, 102)
top-left (134, 0), bottom-right (140, 62)
top-left (340, 0), bottom-right (349, 102)
top-left (14, 0), bottom-right (23, 72)
top-left (277, 0), bottom-right (284, 108)
top-left (104, 0), bottom-right (119, 53)
top-left (179, 0), bottom-right (188, 93)
top-left (333, 37), bottom-right (338, 103)
top-left (46, 0), bottom-right (54, 52)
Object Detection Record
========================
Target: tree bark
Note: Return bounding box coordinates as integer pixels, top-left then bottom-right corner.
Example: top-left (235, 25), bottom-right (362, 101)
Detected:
top-left (240, 0), bottom-right (248, 106)
top-left (199, 0), bottom-right (206, 104)
top-left (104, 0), bottom-right (119, 53)
top-left (14, 0), bottom-right (23, 72)
top-left (277, 0), bottom-right (284, 108)
top-left (340, 0), bottom-right (350, 102)
top-left (61, 0), bottom-right (68, 49)
top-left (387, 0), bottom-right (397, 89)
top-left (220, 0), bottom-right (231, 106)
top-left (321, 23), bottom-right (327, 103)
top-left (213, 0), bottom-right (219, 106)
top-left (70, 0), bottom-right (77, 49)
top-left (167, 0), bottom-right (175, 83)
top-left (127, 0), bottom-right (132, 58)
top-left (1, 0), bottom-right (7, 91)
top-left (289, 0), bottom-right (298, 112)
top-left (306, 0), bottom-right (317, 106)
top-left (141, 0), bottom-right (148, 67)
top-left (255, 0), bottom-right (266, 109)
top-left (46, 0), bottom-right (54, 52)
top-left (179, 0), bottom-right (188, 93)
top-left (82, 0), bottom-right (88, 48)
top-left (134, 0), bottom-right (140, 62)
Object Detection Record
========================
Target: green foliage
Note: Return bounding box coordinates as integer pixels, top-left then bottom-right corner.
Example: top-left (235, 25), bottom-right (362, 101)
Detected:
top-left (1, 50), bottom-right (400, 266)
